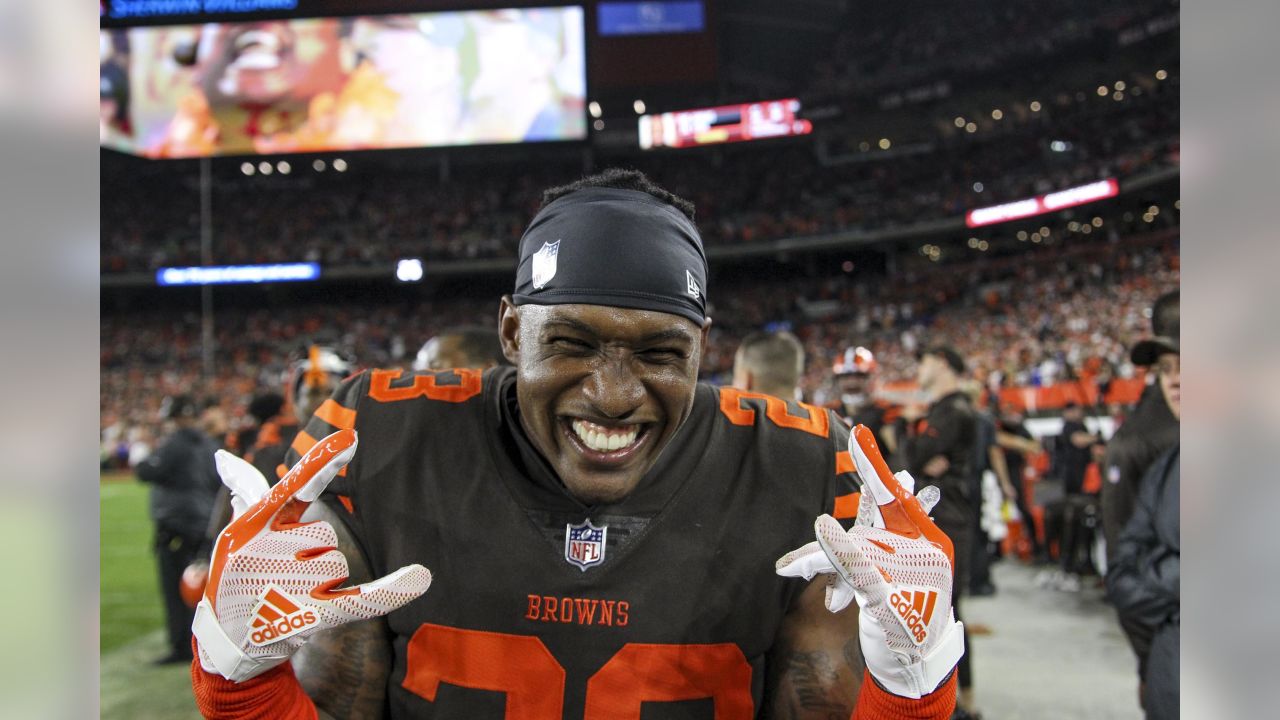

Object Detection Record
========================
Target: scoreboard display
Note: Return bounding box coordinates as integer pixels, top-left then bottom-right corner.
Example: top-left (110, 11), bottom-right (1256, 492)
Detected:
top-left (638, 98), bottom-right (812, 150)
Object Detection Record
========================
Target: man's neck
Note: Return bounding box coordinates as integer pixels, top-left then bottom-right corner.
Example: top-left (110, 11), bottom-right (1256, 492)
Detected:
top-left (927, 377), bottom-right (959, 403)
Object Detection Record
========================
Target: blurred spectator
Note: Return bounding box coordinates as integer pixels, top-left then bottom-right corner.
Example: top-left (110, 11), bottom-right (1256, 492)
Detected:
top-left (831, 346), bottom-right (900, 455)
top-left (995, 404), bottom-right (1045, 558)
top-left (896, 344), bottom-right (979, 716)
top-left (1106, 440), bottom-right (1179, 719)
top-left (1040, 403), bottom-right (1101, 591)
top-left (413, 325), bottom-right (508, 371)
top-left (731, 330), bottom-right (805, 400)
top-left (1101, 290), bottom-right (1180, 710)
top-left (132, 394), bottom-right (222, 665)
top-left (964, 381), bottom-right (1014, 597)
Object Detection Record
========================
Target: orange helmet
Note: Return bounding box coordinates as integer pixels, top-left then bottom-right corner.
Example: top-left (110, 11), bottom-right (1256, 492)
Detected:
top-left (833, 346), bottom-right (877, 376)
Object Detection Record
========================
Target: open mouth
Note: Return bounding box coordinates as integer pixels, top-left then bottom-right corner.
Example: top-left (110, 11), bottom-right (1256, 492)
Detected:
top-left (561, 417), bottom-right (652, 464)
top-left (228, 29), bottom-right (287, 71)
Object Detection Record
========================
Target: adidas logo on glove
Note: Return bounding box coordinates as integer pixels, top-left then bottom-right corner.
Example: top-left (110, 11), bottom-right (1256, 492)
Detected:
top-left (247, 587), bottom-right (319, 646)
top-left (888, 587), bottom-right (938, 646)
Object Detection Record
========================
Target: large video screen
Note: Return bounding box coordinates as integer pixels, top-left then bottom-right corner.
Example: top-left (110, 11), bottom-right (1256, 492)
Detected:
top-left (100, 7), bottom-right (587, 157)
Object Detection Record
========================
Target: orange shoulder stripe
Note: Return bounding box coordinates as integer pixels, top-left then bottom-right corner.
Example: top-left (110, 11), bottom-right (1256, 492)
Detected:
top-left (314, 399), bottom-right (357, 430)
top-left (833, 492), bottom-right (861, 520)
top-left (290, 429), bottom-right (318, 458)
top-left (836, 450), bottom-right (855, 474)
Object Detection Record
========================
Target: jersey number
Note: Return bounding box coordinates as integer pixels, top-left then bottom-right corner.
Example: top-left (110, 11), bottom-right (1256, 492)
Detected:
top-left (718, 387), bottom-right (829, 438)
top-left (403, 624), bottom-right (754, 719)
top-left (368, 369), bottom-right (482, 403)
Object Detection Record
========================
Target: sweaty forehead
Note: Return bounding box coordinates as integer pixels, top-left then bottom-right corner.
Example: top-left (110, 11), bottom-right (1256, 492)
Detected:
top-left (522, 303), bottom-right (699, 343)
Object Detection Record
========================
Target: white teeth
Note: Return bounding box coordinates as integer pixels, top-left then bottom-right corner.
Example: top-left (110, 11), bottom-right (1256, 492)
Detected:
top-left (571, 419), bottom-right (639, 453)
top-left (235, 30), bottom-right (281, 53)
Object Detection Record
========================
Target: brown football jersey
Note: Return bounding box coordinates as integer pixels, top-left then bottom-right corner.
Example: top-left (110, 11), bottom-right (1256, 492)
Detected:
top-left (288, 366), bottom-right (858, 719)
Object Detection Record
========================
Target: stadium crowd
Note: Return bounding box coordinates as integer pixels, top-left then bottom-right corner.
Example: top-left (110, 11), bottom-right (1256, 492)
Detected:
top-left (101, 225), bottom-right (1177, 469)
top-left (808, 0), bottom-right (1177, 100)
top-left (100, 68), bottom-right (1176, 274)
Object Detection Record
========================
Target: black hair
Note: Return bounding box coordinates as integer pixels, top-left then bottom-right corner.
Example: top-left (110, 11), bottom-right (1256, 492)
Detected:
top-left (247, 392), bottom-right (286, 424)
top-left (1151, 290), bottom-right (1179, 338)
top-left (438, 326), bottom-right (510, 367)
top-left (540, 168), bottom-right (696, 222)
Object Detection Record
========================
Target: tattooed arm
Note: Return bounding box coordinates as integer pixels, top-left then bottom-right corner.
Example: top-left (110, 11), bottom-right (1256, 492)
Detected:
top-left (764, 577), bottom-right (864, 720)
top-left (293, 500), bottom-right (393, 720)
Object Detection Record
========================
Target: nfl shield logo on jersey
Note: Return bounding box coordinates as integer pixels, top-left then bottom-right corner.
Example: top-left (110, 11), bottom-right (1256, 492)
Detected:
top-left (565, 519), bottom-right (607, 571)
top-left (531, 240), bottom-right (560, 289)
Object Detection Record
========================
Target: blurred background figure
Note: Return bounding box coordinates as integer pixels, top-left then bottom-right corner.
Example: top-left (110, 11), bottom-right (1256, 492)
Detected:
top-left (250, 345), bottom-right (354, 484)
top-left (1103, 290), bottom-right (1180, 712)
top-left (131, 394), bottom-right (222, 665)
top-left (896, 345), bottom-right (979, 717)
top-left (963, 381), bottom-right (1017, 598)
top-left (412, 325), bottom-right (508, 372)
top-left (731, 330), bottom-right (805, 399)
top-left (995, 403), bottom-right (1045, 561)
top-left (1106, 352), bottom-right (1178, 719)
top-left (1040, 402), bottom-right (1103, 591)
top-left (832, 345), bottom-right (900, 454)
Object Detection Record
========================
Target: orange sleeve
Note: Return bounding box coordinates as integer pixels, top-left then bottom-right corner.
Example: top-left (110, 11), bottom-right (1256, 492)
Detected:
top-left (190, 641), bottom-right (318, 720)
top-left (852, 670), bottom-right (956, 720)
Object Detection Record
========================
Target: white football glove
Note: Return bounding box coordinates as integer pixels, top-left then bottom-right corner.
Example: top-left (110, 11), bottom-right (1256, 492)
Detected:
top-left (192, 429), bottom-right (432, 682)
top-left (777, 425), bottom-right (964, 699)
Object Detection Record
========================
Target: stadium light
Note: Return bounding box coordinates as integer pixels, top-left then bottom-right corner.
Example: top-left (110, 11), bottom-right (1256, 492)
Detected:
top-left (589, 101), bottom-right (602, 118)
top-left (258, 161), bottom-right (273, 175)
top-left (313, 159), bottom-right (326, 172)
top-left (965, 122), bottom-right (977, 133)
top-left (333, 158), bottom-right (348, 172)
top-left (277, 161), bottom-right (291, 175)
top-left (1029, 101), bottom-right (1042, 112)
top-left (1156, 69), bottom-right (1168, 80)
top-left (965, 178), bottom-right (1119, 228)
top-left (1096, 85), bottom-right (1108, 97)
top-left (240, 162), bottom-right (254, 176)
top-left (396, 258), bottom-right (424, 283)
top-left (157, 263), bottom-right (321, 286)
top-left (633, 99), bottom-right (646, 114)
top-left (878, 138), bottom-right (891, 150)
top-left (593, 119), bottom-right (605, 131)
top-left (991, 109), bottom-right (1003, 120)
top-left (954, 116), bottom-right (966, 127)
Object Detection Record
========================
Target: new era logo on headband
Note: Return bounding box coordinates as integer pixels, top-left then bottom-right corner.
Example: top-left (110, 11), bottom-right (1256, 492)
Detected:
top-left (532, 240), bottom-right (560, 289)
top-left (686, 269), bottom-right (700, 300)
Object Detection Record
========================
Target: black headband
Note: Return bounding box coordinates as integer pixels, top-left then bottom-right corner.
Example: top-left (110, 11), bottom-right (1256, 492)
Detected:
top-left (512, 187), bottom-right (708, 326)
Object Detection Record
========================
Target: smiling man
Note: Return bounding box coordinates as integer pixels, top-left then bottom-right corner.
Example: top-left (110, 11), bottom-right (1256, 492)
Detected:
top-left (188, 170), bottom-right (961, 719)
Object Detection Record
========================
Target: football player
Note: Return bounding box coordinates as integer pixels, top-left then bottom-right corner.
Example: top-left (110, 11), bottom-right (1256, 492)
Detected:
top-left (189, 170), bottom-right (962, 719)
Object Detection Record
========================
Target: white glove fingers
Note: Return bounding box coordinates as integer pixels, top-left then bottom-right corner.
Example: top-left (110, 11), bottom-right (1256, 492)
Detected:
top-left (339, 564), bottom-right (433, 613)
top-left (775, 541), bottom-right (834, 580)
top-left (814, 515), bottom-right (889, 593)
top-left (293, 431), bottom-right (359, 504)
top-left (214, 450), bottom-right (270, 514)
top-left (893, 470), bottom-right (916, 496)
top-left (916, 485), bottom-right (941, 515)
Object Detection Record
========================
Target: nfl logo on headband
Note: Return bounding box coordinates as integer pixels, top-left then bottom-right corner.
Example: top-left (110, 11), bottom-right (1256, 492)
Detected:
top-left (532, 240), bottom-right (560, 289)
top-left (565, 519), bottom-right (607, 570)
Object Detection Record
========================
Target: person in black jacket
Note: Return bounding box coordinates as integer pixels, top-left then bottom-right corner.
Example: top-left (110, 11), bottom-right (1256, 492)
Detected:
top-left (898, 344), bottom-right (979, 716)
top-left (133, 394), bottom-right (222, 664)
top-left (1102, 292), bottom-right (1180, 702)
top-left (1106, 444), bottom-right (1179, 719)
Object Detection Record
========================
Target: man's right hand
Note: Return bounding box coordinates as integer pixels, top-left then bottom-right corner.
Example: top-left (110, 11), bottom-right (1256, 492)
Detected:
top-left (192, 429), bottom-right (432, 683)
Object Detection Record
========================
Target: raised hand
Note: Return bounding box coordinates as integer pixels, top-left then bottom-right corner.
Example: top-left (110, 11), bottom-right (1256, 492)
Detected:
top-left (192, 429), bottom-right (432, 682)
top-left (777, 425), bottom-right (964, 698)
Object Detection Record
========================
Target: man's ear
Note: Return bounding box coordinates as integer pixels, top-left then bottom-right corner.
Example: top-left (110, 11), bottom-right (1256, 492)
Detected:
top-left (699, 316), bottom-right (713, 359)
top-left (498, 296), bottom-right (521, 365)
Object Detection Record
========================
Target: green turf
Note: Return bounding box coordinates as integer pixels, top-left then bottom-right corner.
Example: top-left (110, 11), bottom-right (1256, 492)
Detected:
top-left (101, 477), bottom-right (202, 719)
top-left (100, 479), bottom-right (162, 653)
